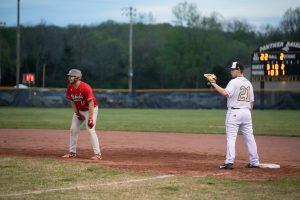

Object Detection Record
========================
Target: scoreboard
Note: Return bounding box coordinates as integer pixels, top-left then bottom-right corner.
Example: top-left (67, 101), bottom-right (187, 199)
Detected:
top-left (251, 41), bottom-right (300, 81)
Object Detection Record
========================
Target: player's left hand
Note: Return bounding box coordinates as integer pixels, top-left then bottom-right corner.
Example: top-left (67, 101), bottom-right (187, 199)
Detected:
top-left (76, 111), bottom-right (85, 121)
top-left (88, 118), bottom-right (94, 129)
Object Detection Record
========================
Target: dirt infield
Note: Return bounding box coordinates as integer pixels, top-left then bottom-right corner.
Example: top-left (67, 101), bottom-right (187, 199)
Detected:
top-left (0, 129), bottom-right (299, 180)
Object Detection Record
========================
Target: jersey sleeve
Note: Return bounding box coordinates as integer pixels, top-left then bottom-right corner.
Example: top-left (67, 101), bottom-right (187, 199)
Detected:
top-left (85, 85), bottom-right (94, 102)
top-left (224, 80), bottom-right (235, 97)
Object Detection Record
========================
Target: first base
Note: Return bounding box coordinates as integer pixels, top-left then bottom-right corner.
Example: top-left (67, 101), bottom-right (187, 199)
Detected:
top-left (259, 163), bottom-right (280, 169)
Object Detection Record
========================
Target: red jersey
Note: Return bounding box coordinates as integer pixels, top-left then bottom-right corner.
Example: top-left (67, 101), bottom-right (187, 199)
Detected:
top-left (66, 81), bottom-right (98, 111)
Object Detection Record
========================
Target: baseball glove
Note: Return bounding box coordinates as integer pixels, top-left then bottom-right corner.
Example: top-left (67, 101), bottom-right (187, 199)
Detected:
top-left (203, 74), bottom-right (217, 86)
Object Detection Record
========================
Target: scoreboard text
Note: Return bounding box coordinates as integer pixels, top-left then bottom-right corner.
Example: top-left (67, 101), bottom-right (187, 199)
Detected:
top-left (251, 41), bottom-right (300, 81)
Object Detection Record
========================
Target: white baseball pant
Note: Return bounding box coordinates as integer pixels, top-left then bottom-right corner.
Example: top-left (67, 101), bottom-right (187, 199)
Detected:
top-left (68, 106), bottom-right (101, 155)
top-left (225, 108), bottom-right (259, 166)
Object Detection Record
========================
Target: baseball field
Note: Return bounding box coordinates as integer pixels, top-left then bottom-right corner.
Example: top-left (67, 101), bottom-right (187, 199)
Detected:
top-left (0, 107), bottom-right (300, 199)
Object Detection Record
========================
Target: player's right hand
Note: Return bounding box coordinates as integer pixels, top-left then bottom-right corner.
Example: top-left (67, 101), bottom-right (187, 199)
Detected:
top-left (76, 111), bottom-right (85, 121)
top-left (88, 119), bottom-right (94, 129)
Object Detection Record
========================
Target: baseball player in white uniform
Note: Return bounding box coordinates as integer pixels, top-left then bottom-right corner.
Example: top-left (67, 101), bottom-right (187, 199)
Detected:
top-left (208, 61), bottom-right (260, 169)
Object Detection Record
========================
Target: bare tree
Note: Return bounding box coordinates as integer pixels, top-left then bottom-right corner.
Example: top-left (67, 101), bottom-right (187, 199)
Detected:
top-left (172, 2), bottom-right (200, 28)
top-left (280, 7), bottom-right (300, 40)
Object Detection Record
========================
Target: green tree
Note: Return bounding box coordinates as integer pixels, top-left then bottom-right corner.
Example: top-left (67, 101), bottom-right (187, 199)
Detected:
top-left (0, 7), bottom-right (296, 89)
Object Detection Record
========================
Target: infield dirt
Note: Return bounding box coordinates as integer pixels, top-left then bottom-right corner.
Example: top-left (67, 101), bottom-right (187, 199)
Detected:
top-left (0, 129), bottom-right (299, 180)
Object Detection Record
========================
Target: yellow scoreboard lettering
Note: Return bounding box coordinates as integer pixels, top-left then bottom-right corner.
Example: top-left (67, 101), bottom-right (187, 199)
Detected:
top-left (260, 53), bottom-right (269, 61)
top-left (281, 64), bottom-right (285, 75)
top-left (251, 41), bottom-right (300, 81)
top-left (259, 53), bottom-right (264, 61)
top-left (280, 53), bottom-right (284, 61)
top-left (264, 56), bottom-right (290, 77)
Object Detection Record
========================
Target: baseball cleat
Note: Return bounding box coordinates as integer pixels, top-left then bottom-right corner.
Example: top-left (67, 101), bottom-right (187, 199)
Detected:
top-left (91, 153), bottom-right (102, 160)
top-left (219, 163), bottom-right (234, 170)
top-left (245, 163), bottom-right (260, 168)
top-left (62, 152), bottom-right (77, 158)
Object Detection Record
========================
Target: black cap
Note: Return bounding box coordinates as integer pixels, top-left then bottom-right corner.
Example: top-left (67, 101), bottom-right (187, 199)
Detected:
top-left (230, 61), bottom-right (244, 70)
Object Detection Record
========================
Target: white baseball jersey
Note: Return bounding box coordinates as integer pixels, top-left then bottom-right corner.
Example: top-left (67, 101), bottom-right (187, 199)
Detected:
top-left (224, 77), bottom-right (254, 109)
top-left (223, 76), bottom-right (259, 166)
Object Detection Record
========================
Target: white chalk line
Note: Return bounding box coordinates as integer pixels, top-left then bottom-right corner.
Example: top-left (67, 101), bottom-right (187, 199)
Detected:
top-left (0, 175), bottom-right (174, 198)
top-left (194, 172), bottom-right (231, 178)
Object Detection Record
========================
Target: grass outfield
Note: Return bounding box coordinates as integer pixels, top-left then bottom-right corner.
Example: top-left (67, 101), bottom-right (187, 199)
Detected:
top-left (0, 107), bottom-right (299, 136)
top-left (0, 157), bottom-right (299, 200)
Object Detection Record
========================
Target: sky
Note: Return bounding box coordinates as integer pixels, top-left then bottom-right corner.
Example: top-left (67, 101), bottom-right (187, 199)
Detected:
top-left (0, 0), bottom-right (299, 30)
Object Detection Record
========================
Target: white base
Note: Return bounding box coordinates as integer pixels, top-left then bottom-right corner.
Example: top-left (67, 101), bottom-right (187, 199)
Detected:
top-left (259, 163), bottom-right (280, 169)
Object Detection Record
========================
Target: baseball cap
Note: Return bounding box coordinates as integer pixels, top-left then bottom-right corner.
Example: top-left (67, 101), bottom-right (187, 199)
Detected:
top-left (66, 69), bottom-right (82, 79)
top-left (230, 61), bottom-right (244, 70)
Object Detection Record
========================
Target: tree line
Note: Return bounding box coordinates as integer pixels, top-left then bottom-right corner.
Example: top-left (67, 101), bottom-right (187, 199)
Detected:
top-left (0, 3), bottom-right (299, 89)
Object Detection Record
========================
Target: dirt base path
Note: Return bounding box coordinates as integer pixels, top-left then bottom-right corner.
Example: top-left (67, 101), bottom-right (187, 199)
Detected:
top-left (0, 129), bottom-right (299, 180)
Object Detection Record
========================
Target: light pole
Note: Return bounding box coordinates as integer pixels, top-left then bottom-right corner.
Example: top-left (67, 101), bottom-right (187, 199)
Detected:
top-left (0, 22), bottom-right (6, 86)
top-left (42, 63), bottom-right (46, 88)
top-left (16, 0), bottom-right (21, 88)
top-left (122, 6), bottom-right (136, 93)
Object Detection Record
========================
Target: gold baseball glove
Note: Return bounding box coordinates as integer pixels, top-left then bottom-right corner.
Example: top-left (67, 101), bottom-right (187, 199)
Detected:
top-left (203, 74), bottom-right (217, 86)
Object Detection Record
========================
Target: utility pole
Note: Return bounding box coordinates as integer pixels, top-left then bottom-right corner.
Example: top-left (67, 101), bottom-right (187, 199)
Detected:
top-left (42, 63), bottom-right (46, 88)
top-left (16, 0), bottom-right (21, 88)
top-left (0, 21), bottom-right (6, 86)
top-left (122, 6), bottom-right (136, 93)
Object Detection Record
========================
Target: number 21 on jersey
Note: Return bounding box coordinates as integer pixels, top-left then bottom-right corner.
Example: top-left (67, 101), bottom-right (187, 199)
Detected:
top-left (238, 86), bottom-right (250, 102)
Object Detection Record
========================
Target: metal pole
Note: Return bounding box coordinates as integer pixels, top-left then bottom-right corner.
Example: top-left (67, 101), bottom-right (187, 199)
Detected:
top-left (16, 0), bottom-right (21, 88)
top-left (0, 22), bottom-right (6, 86)
top-left (42, 63), bottom-right (46, 88)
top-left (129, 9), bottom-right (133, 92)
top-left (260, 81), bottom-right (264, 110)
top-left (122, 6), bottom-right (136, 93)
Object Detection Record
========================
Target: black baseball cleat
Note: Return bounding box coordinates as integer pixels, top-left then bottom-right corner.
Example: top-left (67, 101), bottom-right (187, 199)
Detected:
top-left (219, 163), bottom-right (234, 170)
top-left (245, 163), bottom-right (260, 168)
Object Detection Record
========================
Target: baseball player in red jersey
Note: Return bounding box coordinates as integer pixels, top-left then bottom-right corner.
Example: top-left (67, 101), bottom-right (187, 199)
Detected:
top-left (208, 62), bottom-right (260, 169)
top-left (62, 69), bottom-right (102, 160)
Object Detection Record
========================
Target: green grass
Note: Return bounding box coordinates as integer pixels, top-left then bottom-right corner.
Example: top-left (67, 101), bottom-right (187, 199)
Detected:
top-left (0, 157), bottom-right (299, 200)
top-left (1, 108), bottom-right (300, 199)
top-left (0, 107), bottom-right (300, 136)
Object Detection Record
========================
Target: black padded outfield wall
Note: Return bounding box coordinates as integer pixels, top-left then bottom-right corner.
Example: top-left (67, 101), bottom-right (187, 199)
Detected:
top-left (0, 88), bottom-right (300, 109)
